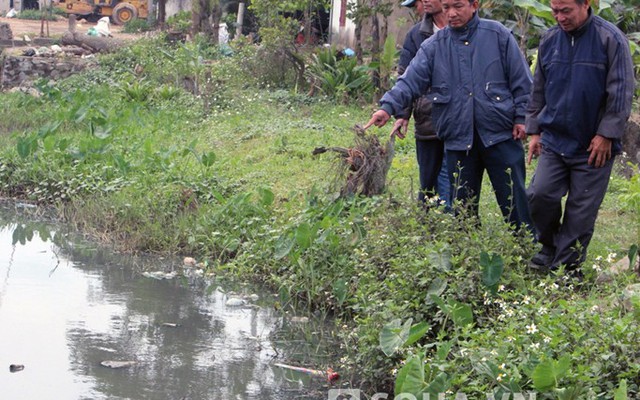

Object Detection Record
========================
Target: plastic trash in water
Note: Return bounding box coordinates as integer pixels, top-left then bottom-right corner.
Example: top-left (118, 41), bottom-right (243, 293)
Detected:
top-left (273, 363), bottom-right (340, 383)
top-left (87, 27), bottom-right (98, 36)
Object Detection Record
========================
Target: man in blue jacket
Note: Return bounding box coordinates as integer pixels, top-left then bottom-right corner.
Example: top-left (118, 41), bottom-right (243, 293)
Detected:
top-left (366, 0), bottom-right (533, 230)
top-left (397, 0), bottom-right (450, 206)
top-left (525, 0), bottom-right (634, 272)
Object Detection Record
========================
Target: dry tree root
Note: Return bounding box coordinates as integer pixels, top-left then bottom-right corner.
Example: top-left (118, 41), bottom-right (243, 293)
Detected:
top-left (312, 124), bottom-right (395, 197)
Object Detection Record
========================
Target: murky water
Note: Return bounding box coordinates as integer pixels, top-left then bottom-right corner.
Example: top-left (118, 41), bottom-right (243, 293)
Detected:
top-left (0, 213), bottom-right (337, 400)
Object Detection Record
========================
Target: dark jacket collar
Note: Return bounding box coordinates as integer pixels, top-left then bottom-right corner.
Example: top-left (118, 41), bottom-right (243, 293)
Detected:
top-left (451, 12), bottom-right (479, 36)
top-left (568, 7), bottom-right (593, 38)
top-left (419, 13), bottom-right (435, 36)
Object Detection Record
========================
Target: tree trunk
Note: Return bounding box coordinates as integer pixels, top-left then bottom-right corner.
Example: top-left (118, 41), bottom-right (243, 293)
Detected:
top-left (354, 0), bottom-right (364, 63)
top-left (370, 0), bottom-right (381, 97)
top-left (157, 0), bottom-right (166, 29)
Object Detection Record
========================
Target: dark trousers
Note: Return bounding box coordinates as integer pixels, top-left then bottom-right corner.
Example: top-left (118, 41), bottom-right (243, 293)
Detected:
top-left (446, 135), bottom-right (532, 230)
top-left (416, 139), bottom-right (450, 205)
top-left (528, 149), bottom-right (614, 268)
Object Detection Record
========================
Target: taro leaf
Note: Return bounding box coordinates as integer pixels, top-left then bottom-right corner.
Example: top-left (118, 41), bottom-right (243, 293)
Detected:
top-left (450, 300), bottom-right (473, 327)
top-left (481, 251), bottom-right (504, 292)
top-left (42, 135), bottom-right (56, 152)
top-left (425, 372), bottom-right (450, 397)
top-left (436, 340), bottom-right (453, 361)
top-left (532, 356), bottom-right (571, 391)
top-left (201, 151), bottom-right (216, 167)
top-left (394, 355), bottom-right (427, 397)
top-left (405, 321), bottom-right (431, 347)
top-left (379, 318), bottom-right (412, 356)
top-left (12, 224), bottom-right (25, 245)
top-left (425, 277), bottom-right (447, 304)
top-left (614, 379), bottom-right (627, 400)
top-left (332, 278), bottom-right (348, 307)
top-left (17, 137), bottom-right (36, 158)
top-left (428, 251), bottom-right (452, 271)
top-left (554, 386), bottom-right (586, 400)
top-left (274, 234), bottom-right (295, 260)
top-left (258, 187), bottom-right (274, 207)
top-left (294, 222), bottom-right (313, 250)
top-left (629, 245), bottom-right (638, 271)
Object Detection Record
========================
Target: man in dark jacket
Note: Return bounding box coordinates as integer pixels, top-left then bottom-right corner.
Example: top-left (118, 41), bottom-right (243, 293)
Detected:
top-left (366, 0), bottom-right (533, 230)
top-left (525, 0), bottom-right (634, 272)
top-left (397, 0), bottom-right (450, 205)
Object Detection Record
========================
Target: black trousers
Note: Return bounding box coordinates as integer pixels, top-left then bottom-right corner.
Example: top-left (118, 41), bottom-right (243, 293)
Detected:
top-left (446, 134), bottom-right (532, 230)
top-left (528, 148), bottom-right (614, 268)
top-left (415, 139), bottom-right (449, 205)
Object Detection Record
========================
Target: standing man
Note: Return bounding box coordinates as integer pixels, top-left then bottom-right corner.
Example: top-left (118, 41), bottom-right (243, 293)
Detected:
top-left (526, 0), bottom-right (634, 272)
top-left (400, 0), bottom-right (425, 20)
top-left (397, 0), bottom-right (451, 206)
top-left (366, 0), bottom-right (533, 230)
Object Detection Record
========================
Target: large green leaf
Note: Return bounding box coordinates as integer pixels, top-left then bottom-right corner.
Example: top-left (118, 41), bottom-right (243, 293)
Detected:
top-left (379, 318), bottom-right (411, 356)
top-left (294, 222), bottom-right (313, 249)
top-left (274, 234), bottom-right (295, 259)
top-left (405, 321), bottom-right (431, 346)
top-left (481, 251), bottom-right (504, 290)
top-left (394, 355), bottom-right (427, 397)
top-left (532, 356), bottom-right (571, 391)
top-left (425, 277), bottom-right (447, 305)
top-left (450, 300), bottom-right (474, 327)
top-left (614, 380), bottom-right (628, 400)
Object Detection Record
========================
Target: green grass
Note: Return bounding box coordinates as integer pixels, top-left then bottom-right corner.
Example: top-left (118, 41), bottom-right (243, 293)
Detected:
top-left (0, 36), bottom-right (638, 397)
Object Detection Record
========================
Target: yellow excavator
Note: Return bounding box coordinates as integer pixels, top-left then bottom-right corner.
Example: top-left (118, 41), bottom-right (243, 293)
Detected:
top-left (54, 0), bottom-right (148, 25)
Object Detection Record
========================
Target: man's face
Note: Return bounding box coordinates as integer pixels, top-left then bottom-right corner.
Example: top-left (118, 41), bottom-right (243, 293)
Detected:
top-left (442, 0), bottom-right (478, 28)
top-left (550, 0), bottom-right (590, 31)
top-left (415, 0), bottom-right (426, 18)
top-left (423, 0), bottom-right (443, 16)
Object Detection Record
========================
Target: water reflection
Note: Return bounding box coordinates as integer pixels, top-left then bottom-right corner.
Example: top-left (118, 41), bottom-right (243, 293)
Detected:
top-left (0, 216), bottom-right (336, 400)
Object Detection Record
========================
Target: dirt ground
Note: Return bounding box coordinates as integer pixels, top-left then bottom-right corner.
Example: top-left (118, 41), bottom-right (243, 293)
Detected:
top-left (0, 15), bottom-right (133, 39)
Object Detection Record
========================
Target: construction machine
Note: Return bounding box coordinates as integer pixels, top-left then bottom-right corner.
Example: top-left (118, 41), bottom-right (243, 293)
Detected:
top-left (54, 0), bottom-right (148, 25)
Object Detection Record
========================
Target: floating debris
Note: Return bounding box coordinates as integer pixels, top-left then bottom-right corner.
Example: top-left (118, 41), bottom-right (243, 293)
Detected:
top-left (9, 364), bottom-right (24, 373)
top-left (183, 257), bottom-right (197, 267)
top-left (289, 316), bottom-right (309, 324)
top-left (225, 298), bottom-right (246, 307)
top-left (161, 323), bottom-right (181, 328)
top-left (142, 271), bottom-right (178, 280)
top-left (273, 363), bottom-right (340, 383)
top-left (100, 360), bottom-right (137, 369)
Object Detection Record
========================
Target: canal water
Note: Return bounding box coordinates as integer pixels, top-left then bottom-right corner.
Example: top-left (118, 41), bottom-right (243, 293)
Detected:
top-left (0, 210), bottom-right (338, 400)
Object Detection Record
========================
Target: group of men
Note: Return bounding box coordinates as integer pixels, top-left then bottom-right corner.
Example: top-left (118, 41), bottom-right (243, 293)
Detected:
top-left (365, 0), bottom-right (635, 275)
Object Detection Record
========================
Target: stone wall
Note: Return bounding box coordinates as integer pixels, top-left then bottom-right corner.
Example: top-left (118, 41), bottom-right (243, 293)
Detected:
top-left (0, 22), bottom-right (12, 40)
top-left (1, 53), bottom-right (94, 89)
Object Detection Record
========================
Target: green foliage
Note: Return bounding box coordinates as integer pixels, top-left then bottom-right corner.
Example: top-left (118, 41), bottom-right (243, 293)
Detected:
top-left (123, 18), bottom-right (154, 33)
top-left (0, 35), bottom-right (638, 399)
top-left (306, 46), bottom-right (373, 103)
top-left (166, 10), bottom-right (192, 33)
top-left (15, 9), bottom-right (59, 21)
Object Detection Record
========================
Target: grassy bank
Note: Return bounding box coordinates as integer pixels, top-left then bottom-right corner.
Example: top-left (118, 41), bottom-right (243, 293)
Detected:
top-left (1, 37), bottom-right (639, 397)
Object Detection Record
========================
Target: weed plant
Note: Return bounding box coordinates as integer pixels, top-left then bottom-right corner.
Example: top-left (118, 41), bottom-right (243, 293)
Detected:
top-left (0, 36), bottom-right (638, 398)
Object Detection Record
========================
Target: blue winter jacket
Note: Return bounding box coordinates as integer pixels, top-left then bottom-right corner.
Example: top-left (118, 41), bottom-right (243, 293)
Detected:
top-left (380, 13), bottom-right (532, 151)
top-left (525, 10), bottom-right (635, 157)
top-left (398, 14), bottom-right (439, 141)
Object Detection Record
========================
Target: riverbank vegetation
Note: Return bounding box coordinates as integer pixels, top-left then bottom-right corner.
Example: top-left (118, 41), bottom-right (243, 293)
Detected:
top-left (1, 5), bottom-right (639, 398)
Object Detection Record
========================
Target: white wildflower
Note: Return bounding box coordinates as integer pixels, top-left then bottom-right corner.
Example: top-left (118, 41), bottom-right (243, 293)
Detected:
top-left (526, 323), bottom-right (538, 334)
